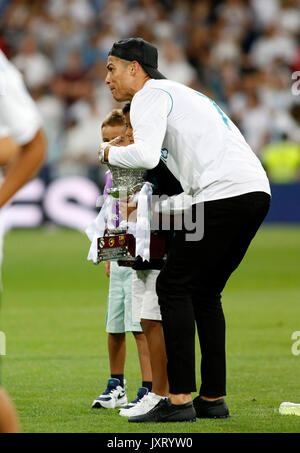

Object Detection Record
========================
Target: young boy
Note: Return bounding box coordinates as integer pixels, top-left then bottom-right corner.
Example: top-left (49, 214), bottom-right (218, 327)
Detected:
top-left (92, 109), bottom-right (152, 410)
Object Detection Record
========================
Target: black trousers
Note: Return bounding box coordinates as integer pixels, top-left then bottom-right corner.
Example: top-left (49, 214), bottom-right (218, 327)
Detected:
top-left (156, 191), bottom-right (271, 396)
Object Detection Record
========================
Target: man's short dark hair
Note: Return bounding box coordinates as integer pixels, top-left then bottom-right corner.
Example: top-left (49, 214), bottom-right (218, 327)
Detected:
top-left (122, 103), bottom-right (131, 115)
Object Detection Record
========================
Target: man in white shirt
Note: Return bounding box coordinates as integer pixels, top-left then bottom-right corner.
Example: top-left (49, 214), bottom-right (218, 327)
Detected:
top-left (99, 38), bottom-right (271, 423)
top-left (0, 50), bottom-right (47, 433)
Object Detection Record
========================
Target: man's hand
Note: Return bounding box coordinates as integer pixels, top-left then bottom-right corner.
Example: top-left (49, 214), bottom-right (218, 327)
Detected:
top-left (98, 136), bottom-right (125, 164)
top-left (98, 142), bottom-right (110, 163)
top-left (109, 136), bottom-right (124, 146)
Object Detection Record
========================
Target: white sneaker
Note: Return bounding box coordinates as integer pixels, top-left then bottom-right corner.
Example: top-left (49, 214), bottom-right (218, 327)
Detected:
top-left (119, 392), bottom-right (166, 417)
top-left (92, 378), bottom-right (127, 409)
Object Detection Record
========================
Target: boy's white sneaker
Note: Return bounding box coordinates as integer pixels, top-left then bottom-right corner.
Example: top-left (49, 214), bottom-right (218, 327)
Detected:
top-left (119, 392), bottom-right (166, 417)
top-left (92, 378), bottom-right (127, 409)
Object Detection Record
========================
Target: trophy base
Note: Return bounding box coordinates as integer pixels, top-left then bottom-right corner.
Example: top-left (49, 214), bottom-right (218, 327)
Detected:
top-left (97, 233), bottom-right (136, 264)
top-left (97, 232), bottom-right (167, 266)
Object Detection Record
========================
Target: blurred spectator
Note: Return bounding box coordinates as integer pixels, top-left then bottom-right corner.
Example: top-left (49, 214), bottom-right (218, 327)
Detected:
top-left (46, 0), bottom-right (94, 26)
top-left (250, 22), bottom-right (298, 68)
top-left (158, 38), bottom-right (198, 86)
top-left (215, 0), bottom-right (254, 39)
top-left (239, 92), bottom-right (272, 155)
top-left (260, 138), bottom-right (300, 183)
top-left (250, 0), bottom-right (280, 28)
top-left (210, 27), bottom-right (241, 68)
top-left (56, 101), bottom-right (103, 181)
top-left (12, 34), bottom-right (54, 89)
top-left (258, 60), bottom-right (295, 112)
top-left (52, 50), bottom-right (92, 108)
top-left (31, 86), bottom-right (65, 169)
top-left (278, 0), bottom-right (300, 35)
top-left (55, 91), bottom-right (107, 181)
top-left (27, 8), bottom-right (61, 55)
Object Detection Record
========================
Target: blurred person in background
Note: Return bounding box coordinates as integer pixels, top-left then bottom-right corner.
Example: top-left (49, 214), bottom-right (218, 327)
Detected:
top-left (260, 135), bottom-right (300, 184)
top-left (46, 0), bottom-right (94, 26)
top-left (52, 50), bottom-right (92, 109)
top-left (250, 0), bottom-right (280, 28)
top-left (56, 94), bottom-right (108, 181)
top-left (157, 38), bottom-right (198, 87)
top-left (30, 85), bottom-right (65, 183)
top-left (239, 91), bottom-right (272, 156)
top-left (250, 21), bottom-right (298, 69)
top-left (0, 48), bottom-right (46, 433)
top-left (12, 34), bottom-right (54, 90)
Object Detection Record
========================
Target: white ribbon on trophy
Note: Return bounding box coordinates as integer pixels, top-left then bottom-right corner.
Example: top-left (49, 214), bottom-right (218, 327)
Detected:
top-left (135, 182), bottom-right (153, 262)
top-left (86, 195), bottom-right (117, 263)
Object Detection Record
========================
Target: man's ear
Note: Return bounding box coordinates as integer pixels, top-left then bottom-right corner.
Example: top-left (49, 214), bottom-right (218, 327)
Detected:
top-left (129, 61), bottom-right (139, 76)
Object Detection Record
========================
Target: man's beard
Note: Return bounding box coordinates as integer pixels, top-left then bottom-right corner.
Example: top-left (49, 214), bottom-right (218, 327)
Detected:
top-left (113, 91), bottom-right (131, 103)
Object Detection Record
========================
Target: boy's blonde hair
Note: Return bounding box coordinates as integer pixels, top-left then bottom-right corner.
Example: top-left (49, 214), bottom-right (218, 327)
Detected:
top-left (101, 109), bottom-right (124, 129)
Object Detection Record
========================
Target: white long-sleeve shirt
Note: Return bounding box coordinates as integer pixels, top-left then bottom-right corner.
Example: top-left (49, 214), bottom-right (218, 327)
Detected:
top-left (108, 79), bottom-right (270, 213)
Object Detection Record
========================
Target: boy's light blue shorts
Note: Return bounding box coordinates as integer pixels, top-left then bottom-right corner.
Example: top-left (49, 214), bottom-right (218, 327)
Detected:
top-left (106, 261), bottom-right (142, 334)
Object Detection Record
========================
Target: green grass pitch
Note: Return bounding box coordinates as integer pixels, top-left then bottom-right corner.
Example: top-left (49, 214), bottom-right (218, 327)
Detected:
top-left (1, 226), bottom-right (300, 433)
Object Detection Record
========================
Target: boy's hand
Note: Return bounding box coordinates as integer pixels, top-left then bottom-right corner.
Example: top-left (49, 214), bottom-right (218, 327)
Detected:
top-left (119, 197), bottom-right (138, 222)
top-left (104, 261), bottom-right (111, 278)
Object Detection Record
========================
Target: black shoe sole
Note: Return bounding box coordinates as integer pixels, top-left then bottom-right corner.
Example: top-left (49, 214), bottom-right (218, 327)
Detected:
top-left (128, 398), bottom-right (197, 423)
top-left (128, 416), bottom-right (196, 423)
top-left (193, 396), bottom-right (230, 419)
top-left (92, 402), bottom-right (104, 409)
top-left (196, 414), bottom-right (230, 419)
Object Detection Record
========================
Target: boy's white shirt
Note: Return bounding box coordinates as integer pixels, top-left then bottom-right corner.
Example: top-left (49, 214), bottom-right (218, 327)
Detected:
top-left (108, 79), bottom-right (270, 213)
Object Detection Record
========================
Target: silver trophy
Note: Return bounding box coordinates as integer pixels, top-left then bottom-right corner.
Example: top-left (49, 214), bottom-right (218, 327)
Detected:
top-left (96, 164), bottom-right (147, 263)
top-left (106, 164), bottom-right (146, 234)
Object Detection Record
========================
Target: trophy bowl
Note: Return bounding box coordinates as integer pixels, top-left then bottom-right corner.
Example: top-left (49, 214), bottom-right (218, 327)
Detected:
top-left (106, 164), bottom-right (146, 198)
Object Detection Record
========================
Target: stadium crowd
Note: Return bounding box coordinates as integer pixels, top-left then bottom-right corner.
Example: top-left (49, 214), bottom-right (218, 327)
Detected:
top-left (0, 0), bottom-right (299, 187)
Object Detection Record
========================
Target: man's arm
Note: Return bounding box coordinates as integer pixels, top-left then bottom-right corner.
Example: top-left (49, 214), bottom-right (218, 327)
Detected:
top-left (153, 192), bottom-right (193, 215)
top-left (0, 128), bottom-right (47, 208)
top-left (106, 88), bottom-right (171, 169)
